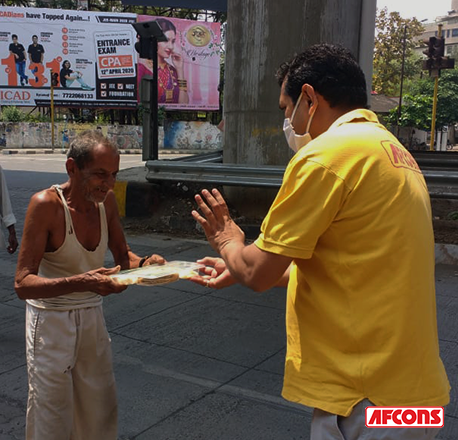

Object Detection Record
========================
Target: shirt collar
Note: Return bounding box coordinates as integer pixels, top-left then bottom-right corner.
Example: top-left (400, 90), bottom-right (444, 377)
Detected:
top-left (328, 109), bottom-right (379, 132)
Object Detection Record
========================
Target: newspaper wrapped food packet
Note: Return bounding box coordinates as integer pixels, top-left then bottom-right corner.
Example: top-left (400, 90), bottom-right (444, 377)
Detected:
top-left (110, 261), bottom-right (204, 286)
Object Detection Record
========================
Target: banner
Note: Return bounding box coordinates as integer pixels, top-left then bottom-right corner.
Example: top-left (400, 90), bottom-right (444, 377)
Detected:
top-left (0, 7), bottom-right (137, 108)
top-left (137, 15), bottom-right (221, 111)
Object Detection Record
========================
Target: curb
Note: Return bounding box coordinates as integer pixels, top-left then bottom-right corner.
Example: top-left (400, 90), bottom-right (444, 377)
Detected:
top-left (2, 149), bottom-right (141, 155)
top-left (114, 180), bottom-right (160, 218)
top-left (1, 148), bottom-right (215, 155)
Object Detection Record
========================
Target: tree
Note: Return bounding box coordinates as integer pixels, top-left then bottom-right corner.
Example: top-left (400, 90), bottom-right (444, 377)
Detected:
top-left (387, 68), bottom-right (458, 130)
top-left (373, 8), bottom-right (424, 96)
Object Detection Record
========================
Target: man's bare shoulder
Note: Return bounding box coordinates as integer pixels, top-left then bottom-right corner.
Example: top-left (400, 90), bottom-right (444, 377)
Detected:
top-left (28, 187), bottom-right (62, 214)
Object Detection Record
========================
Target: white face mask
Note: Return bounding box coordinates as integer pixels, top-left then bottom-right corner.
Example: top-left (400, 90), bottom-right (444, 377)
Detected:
top-left (283, 92), bottom-right (317, 153)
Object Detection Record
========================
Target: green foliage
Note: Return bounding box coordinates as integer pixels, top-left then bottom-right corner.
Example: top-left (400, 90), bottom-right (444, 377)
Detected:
top-left (95, 111), bottom-right (111, 124)
top-left (447, 211), bottom-right (458, 221)
top-left (157, 106), bottom-right (166, 125)
top-left (373, 8), bottom-right (424, 95)
top-left (387, 94), bottom-right (432, 130)
top-left (0, 106), bottom-right (26, 122)
top-left (389, 68), bottom-right (458, 129)
top-left (36, 0), bottom-right (76, 9)
top-left (26, 112), bottom-right (52, 123)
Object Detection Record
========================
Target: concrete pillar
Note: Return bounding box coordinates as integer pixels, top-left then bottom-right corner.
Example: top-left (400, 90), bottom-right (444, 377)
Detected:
top-left (222, 0), bottom-right (376, 216)
top-left (452, 0), bottom-right (458, 13)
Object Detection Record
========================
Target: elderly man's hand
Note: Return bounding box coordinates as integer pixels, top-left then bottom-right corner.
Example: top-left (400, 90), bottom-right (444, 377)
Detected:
top-left (79, 266), bottom-right (128, 296)
top-left (140, 254), bottom-right (166, 267)
top-left (192, 189), bottom-right (245, 254)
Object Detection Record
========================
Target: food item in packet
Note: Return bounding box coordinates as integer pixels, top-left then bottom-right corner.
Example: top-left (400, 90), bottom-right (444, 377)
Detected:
top-left (110, 261), bottom-right (204, 286)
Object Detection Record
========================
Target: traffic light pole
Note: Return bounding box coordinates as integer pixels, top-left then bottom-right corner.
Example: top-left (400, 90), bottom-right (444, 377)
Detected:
top-left (430, 76), bottom-right (439, 151)
top-left (430, 24), bottom-right (442, 151)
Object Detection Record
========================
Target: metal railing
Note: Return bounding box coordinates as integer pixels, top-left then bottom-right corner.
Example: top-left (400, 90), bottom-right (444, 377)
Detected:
top-left (146, 150), bottom-right (458, 198)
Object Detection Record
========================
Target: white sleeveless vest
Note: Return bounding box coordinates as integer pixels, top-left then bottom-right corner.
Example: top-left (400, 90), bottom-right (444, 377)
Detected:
top-left (27, 185), bottom-right (108, 310)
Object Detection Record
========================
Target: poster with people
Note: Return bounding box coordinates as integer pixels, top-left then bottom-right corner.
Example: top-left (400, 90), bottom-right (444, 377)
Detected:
top-left (137, 15), bottom-right (221, 111)
top-left (0, 6), bottom-right (137, 108)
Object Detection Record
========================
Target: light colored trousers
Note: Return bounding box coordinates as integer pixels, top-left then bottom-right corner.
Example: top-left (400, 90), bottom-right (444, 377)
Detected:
top-left (26, 304), bottom-right (117, 440)
top-left (311, 399), bottom-right (442, 440)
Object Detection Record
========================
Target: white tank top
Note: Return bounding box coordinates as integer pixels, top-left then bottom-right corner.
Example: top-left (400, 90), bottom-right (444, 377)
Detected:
top-left (27, 185), bottom-right (108, 310)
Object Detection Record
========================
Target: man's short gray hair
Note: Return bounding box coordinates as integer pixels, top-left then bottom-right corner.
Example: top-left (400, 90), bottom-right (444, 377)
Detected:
top-left (67, 130), bottom-right (118, 169)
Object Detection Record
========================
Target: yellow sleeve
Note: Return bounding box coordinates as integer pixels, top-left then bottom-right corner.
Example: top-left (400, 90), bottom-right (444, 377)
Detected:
top-left (255, 158), bottom-right (350, 259)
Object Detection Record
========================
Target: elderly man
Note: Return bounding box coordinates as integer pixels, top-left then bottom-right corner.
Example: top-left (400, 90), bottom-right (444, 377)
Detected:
top-left (192, 44), bottom-right (450, 439)
top-left (15, 130), bottom-right (163, 440)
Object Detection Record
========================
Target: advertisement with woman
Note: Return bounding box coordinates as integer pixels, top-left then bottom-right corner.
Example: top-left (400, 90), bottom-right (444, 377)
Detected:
top-left (137, 15), bottom-right (221, 111)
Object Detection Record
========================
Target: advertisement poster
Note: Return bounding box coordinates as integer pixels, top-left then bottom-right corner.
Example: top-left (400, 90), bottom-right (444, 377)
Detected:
top-left (0, 7), bottom-right (137, 108)
top-left (137, 15), bottom-right (221, 111)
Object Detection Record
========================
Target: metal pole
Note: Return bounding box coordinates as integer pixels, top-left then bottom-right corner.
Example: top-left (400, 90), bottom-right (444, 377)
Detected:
top-left (50, 70), bottom-right (55, 152)
top-left (151, 36), bottom-right (159, 161)
top-left (396, 24), bottom-right (407, 138)
top-left (430, 77), bottom-right (439, 151)
top-left (143, 37), bottom-right (159, 161)
top-left (430, 24), bottom-right (443, 151)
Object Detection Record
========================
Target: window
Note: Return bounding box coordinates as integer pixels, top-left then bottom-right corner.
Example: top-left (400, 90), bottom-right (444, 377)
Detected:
top-left (452, 28), bottom-right (458, 37)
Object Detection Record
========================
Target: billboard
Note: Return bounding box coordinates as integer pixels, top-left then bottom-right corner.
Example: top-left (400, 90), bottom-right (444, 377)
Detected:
top-left (0, 7), bottom-right (137, 108)
top-left (137, 15), bottom-right (221, 111)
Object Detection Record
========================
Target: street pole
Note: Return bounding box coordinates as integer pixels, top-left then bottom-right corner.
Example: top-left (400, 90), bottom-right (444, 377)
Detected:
top-left (396, 25), bottom-right (407, 138)
top-left (50, 70), bottom-right (55, 152)
top-left (430, 24), bottom-right (442, 151)
top-left (132, 20), bottom-right (166, 162)
top-left (150, 37), bottom-right (159, 161)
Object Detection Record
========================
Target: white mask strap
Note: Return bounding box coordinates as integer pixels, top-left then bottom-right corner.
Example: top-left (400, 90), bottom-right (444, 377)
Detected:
top-left (305, 102), bottom-right (317, 134)
top-left (290, 92), bottom-right (303, 124)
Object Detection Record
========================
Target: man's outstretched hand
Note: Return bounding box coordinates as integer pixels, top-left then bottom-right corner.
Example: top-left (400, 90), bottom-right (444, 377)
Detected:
top-left (189, 256), bottom-right (236, 289)
top-left (192, 189), bottom-right (245, 254)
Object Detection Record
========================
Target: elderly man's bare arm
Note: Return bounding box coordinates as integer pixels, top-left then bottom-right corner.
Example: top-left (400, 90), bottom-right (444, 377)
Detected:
top-left (15, 189), bottom-right (126, 300)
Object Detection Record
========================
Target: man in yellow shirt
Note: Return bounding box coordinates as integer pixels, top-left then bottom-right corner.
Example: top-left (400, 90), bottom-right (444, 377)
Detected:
top-left (191, 44), bottom-right (450, 439)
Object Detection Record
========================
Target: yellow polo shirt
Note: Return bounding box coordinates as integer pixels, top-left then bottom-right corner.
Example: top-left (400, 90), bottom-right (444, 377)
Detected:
top-left (255, 109), bottom-right (450, 416)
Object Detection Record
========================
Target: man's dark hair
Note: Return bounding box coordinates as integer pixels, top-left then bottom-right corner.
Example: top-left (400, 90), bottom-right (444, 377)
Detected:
top-left (67, 130), bottom-right (118, 169)
top-left (276, 43), bottom-right (367, 109)
top-left (12, 34), bottom-right (18, 40)
top-left (32, 35), bottom-right (38, 39)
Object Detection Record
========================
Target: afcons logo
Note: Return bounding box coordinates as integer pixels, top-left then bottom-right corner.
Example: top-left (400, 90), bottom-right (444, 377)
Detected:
top-left (366, 407), bottom-right (444, 428)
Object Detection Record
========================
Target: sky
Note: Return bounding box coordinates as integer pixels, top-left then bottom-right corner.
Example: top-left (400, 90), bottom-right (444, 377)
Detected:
top-left (376, 0), bottom-right (452, 22)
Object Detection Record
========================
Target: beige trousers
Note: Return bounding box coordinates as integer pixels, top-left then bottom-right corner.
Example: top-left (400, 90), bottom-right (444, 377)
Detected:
top-left (311, 399), bottom-right (442, 440)
top-left (26, 304), bottom-right (118, 440)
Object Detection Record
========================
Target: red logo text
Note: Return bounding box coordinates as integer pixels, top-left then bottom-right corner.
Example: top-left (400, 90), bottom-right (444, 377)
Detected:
top-left (365, 407), bottom-right (444, 428)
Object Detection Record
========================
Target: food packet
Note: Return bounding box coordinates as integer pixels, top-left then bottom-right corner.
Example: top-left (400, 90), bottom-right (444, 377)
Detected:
top-left (110, 260), bottom-right (204, 286)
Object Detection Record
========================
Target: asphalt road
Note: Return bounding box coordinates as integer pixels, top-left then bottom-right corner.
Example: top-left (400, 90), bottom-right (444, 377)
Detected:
top-left (0, 154), bottom-right (457, 439)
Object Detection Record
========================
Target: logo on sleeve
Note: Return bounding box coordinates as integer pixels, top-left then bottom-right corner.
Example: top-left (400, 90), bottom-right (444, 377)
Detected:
top-left (381, 141), bottom-right (422, 173)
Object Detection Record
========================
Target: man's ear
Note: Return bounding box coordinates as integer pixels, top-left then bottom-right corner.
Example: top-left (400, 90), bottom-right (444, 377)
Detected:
top-left (66, 158), bottom-right (77, 177)
top-left (301, 83), bottom-right (318, 114)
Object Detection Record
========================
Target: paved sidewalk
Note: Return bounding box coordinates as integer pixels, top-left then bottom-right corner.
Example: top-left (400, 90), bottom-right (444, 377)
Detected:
top-left (1, 231), bottom-right (457, 439)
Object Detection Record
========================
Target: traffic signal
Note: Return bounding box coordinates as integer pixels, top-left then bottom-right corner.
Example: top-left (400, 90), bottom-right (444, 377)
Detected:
top-left (422, 36), bottom-right (436, 59)
top-left (51, 72), bottom-right (59, 87)
top-left (432, 36), bottom-right (445, 61)
top-left (421, 35), bottom-right (454, 73)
